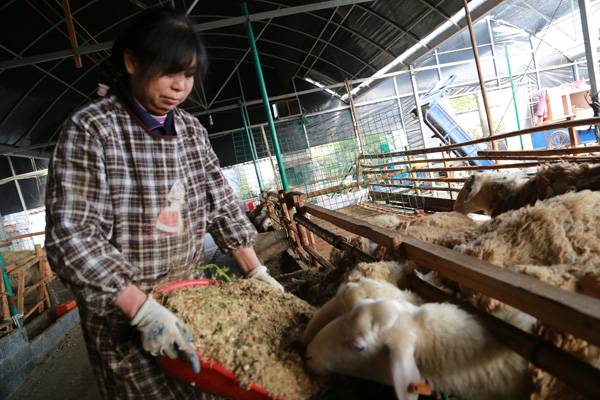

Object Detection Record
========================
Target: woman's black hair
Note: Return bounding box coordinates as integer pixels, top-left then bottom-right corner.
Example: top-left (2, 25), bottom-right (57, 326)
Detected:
top-left (101, 7), bottom-right (207, 87)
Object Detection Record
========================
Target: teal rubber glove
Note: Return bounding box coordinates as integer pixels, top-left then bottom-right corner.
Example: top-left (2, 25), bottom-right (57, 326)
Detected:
top-left (130, 294), bottom-right (201, 374)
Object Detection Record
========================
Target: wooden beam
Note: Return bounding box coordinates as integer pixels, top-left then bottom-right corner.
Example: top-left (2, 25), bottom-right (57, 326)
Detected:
top-left (361, 159), bottom-right (597, 175)
top-left (369, 191), bottom-right (456, 212)
top-left (62, 0), bottom-right (82, 68)
top-left (360, 117), bottom-right (600, 159)
top-left (0, 231), bottom-right (45, 244)
top-left (407, 275), bottom-right (600, 399)
top-left (294, 214), bottom-right (377, 264)
top-left (479, 145), bottom-right (600, 157)
top-left (400, 235), bottom-right (600, 348)
top-left (303, 203), bottom-right (402, 249)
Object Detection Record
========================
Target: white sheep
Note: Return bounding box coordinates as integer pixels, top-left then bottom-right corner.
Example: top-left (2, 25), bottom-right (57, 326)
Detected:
top-left (450, 190), bottom-right (600, 399)
top-left (301, 261), bottom-right (422, 346)
top-left (328, 234), bottom-right (379, 270)
top-left (304, 298), bottom-right (535, 400)
top-left (383, 211), bottom-right (478, 253)
top-left (453, 162), bottom-right (600, 217)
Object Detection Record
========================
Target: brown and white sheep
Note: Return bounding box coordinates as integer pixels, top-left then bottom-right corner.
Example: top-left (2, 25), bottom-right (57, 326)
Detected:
top-left (454, 190), bottom-right (600, 269)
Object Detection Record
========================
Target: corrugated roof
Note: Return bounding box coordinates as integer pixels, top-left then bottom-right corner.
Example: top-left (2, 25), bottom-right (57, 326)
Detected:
top-left (0, 0), bottom-right (592, 159)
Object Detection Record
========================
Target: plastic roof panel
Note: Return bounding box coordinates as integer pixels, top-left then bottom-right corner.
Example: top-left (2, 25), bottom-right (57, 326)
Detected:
top-left (0, 0), bottom-right (596, 160)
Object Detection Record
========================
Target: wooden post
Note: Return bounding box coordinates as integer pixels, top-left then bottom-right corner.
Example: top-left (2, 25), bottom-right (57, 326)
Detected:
top-left (405, 146), bottom-right (422, 196)
top-left (41, 247), bottom-right (53, 281)
top-left (566, 116), bottom-right (579, 149)
top-left (35, 244), bottom-right (51, 310)
top-left (463, 0), bottom-right (497, 151)
top-left (440, 144), bottom-right (454, 199)
top-left (356, 152), bottom-right (363, 189)
top-left (285, 192), bottom-right (312, 265)
top-left (17, 269), bottom-right (25, 315)
top-left (0, 274), bottom-right (12, 331)
top-left (61, 0), bottom-right (82, 68)
top-left (292, 192), bottom-right (318, 261)
top-left (345, 78), bottom-right (366, 153)
top-left (279, 190), bottom-right (302, 256)
top-left (260, 124), bottom-right (282, 190)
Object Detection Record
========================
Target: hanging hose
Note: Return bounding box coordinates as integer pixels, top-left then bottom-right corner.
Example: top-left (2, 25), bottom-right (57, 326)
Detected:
top-left (1, 251), bottom-right (23, 328)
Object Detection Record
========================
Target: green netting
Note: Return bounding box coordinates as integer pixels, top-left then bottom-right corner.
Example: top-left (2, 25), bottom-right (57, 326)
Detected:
top-left (227, 102), bottom-right (430, 227)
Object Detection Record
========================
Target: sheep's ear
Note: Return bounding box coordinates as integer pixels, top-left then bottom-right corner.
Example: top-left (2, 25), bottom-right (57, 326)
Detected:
top-left (390, 346), bottom-right (421, 400)
top-left (464, 178), bottom-right (483, 202)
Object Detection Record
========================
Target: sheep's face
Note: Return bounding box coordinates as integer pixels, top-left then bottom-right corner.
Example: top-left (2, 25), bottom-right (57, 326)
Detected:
top-left (304, 299), bottom-right (415, 385)
top-left (454, 175), bottom-right (491, 215)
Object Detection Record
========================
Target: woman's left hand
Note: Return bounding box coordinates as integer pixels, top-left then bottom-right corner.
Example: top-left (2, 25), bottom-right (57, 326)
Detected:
top-left (247, 265), bottom-right (285, 293)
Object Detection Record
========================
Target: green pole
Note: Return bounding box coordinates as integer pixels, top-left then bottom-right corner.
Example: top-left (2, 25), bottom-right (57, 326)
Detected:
top-left (0, 251), bottom-right (22, 328)
top-left (505, 43), bottom-right (524, 150)
top-left (239, 100), bottom-right (263, 193)
top-left (242, 3), bottom-right (289, 191)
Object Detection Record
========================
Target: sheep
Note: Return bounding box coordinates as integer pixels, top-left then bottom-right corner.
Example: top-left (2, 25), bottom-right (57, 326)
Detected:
top-left (328, 234), bottom-right (379, 271)
top-left (342, 260), bottom-right (410, 286)
top-left (453, 190), bottom-right (600, 269)
top-left (248, 205), bottom-right (275, 233)
top-left (301, 261), bottom-right (420, 345)
top-left (301, 277), bottom-right (423, 347)
top-left (529, 317), bottom-right (600, 400)
top-left (304, 298), bottom-right (535, 400)
top-left (453, 162), bottom-right (600, 217)
top-left (449, 191), bottom-right (600, 399)
top-left (376, 212), bottom-right (479, 258)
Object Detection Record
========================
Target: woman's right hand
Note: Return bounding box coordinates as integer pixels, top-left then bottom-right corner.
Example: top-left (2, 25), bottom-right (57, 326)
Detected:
top-left (130, 294), bottom-right (201, 373)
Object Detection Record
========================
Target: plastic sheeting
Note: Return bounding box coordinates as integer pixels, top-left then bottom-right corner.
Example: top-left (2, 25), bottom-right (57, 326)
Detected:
top-left (0, 157), bottom-right (48, 216)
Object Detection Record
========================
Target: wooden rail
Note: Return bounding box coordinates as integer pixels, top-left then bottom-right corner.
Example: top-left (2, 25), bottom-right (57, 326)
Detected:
top-left (361, 117), bottom-right (600, 159)
top-left (407, 275), bottom-right (600, 398)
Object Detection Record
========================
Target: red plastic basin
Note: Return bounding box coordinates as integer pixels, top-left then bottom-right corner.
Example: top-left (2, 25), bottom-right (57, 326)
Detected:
top-left (155, 279), bottom-right (283, 400)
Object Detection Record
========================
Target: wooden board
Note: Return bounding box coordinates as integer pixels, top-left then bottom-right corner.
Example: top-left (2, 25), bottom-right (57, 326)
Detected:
top-left (304, 202), bottom-right (418, 263)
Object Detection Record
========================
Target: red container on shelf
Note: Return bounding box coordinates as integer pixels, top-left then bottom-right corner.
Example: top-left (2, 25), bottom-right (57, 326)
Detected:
top-left (155, 279), bottom-right (285, 400)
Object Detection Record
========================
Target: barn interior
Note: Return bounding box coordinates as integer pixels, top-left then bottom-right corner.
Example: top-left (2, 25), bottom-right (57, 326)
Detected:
top-left (1, 0), bottom-right (600, 399)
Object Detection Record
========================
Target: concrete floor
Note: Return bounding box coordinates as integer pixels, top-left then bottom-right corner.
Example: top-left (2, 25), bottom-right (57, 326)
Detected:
top-left (8, 323), bottom-right (101, 400)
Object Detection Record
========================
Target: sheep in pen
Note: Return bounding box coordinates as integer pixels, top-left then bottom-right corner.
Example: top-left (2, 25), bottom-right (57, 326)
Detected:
top-left (290, 162), bottom-right (600, 400)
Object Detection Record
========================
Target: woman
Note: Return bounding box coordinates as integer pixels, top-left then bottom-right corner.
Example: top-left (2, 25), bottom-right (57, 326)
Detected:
top-left (45, 7), bottom-right (282, 399)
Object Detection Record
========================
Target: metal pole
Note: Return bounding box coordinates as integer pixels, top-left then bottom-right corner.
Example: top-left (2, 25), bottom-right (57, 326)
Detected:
top-left (239, 100), bottom-right (263, 193)
top-left (242, 2), bottom-right (289, 191)
top-left (463, 0), bottom-right (498, 151)
top-left (409, 65), bottom-right (429, 148)
top-left (579, 0), bottom-right (600, 143)
top-left (505, 43), bottom-right (524, 150)
top-left (579, 0), bottom-right (600, 96)
top-left (344, 78), bottom-right (365, 153)
top-left (7, 157), bottom-right (33, 231)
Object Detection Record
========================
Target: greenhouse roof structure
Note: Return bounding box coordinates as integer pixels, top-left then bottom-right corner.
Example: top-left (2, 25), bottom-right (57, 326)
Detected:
top-left (0, 0), bottom-right (598, 163)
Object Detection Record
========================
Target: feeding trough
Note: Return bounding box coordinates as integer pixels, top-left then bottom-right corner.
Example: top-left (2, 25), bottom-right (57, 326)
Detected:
top-left (154, 279), bottom-right (290, 400)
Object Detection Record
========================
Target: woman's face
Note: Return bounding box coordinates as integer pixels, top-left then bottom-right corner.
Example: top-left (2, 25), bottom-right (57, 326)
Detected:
top-left (124, 50), bottom-right (195, 116)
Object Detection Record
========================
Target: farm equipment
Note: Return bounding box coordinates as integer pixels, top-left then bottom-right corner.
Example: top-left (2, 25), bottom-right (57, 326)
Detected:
top-left (417, 75), bottom-right (494, 167)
